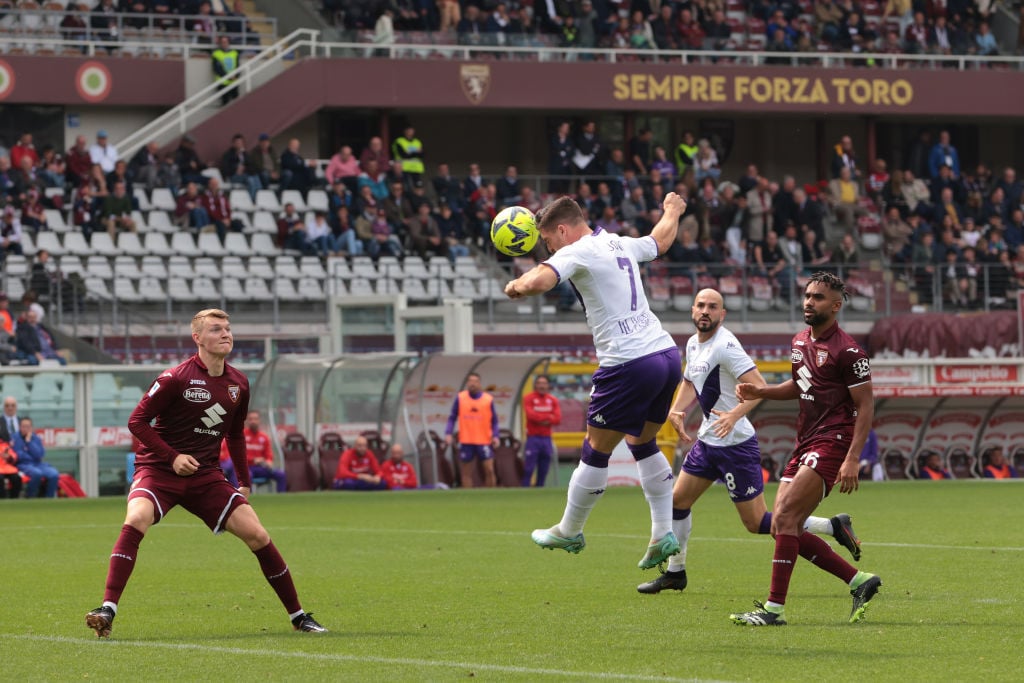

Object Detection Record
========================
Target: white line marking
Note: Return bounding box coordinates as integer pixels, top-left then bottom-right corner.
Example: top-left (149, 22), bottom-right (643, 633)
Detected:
top-left (6, 524), bottom-right (1023, 552)
top-left (9, 634), bottom-right (731, 683)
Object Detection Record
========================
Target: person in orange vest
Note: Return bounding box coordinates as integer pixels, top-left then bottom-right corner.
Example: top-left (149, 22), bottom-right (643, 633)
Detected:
top-left (982, 446), bottom-right (1018, 479)
top-left (0, 439), bottom-right (21, 498)
top-left (522, 374), bottom-right (561, 487)
top-left (917, 452), bottom-right (952, 480)
top-left (445, 372), bottom-right (499, 488)
top-left (380, 443), bottom-right (419, 490)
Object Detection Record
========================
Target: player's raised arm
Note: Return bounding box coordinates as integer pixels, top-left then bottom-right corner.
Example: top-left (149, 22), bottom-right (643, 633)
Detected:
top-left (736, 379), bottom-right (800, 403)
top-left (649, 192), bottom-right (687, 255)
top-left (505, 263), bottom-right (559, 299)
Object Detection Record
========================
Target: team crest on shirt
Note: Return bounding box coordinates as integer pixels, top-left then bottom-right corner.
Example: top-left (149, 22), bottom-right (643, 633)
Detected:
top-left (816, 349), bottom-right (829, 366)
top-left (228, 385), bottom-right (240, 403)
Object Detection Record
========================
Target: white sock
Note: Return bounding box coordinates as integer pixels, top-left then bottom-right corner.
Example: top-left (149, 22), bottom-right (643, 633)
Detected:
top-left (667, 512), bottom-right (691, 572)
top-left (556, 462), bottom-right (608, 536)
top-left (289, 609), bottom-right (305, 621)
top-left (635, 456), bottom-right (673, 539)
top-left (102, 601), bottom-right (118, 615)
top-left (804, 515), bottom-right (832, 535)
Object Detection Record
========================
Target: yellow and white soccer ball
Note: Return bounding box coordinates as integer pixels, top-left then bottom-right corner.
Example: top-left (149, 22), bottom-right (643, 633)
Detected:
top-left (490, 206), bottom-right (538, 257)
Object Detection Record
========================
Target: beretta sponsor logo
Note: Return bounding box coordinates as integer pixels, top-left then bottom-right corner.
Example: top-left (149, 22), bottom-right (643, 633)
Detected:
top-left (183, 387), bottom-right (212, 403)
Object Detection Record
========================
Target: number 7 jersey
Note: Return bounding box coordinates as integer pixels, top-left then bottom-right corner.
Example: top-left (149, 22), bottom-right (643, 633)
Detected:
top-left (790, 322), bottom-right (872, 451)
top-left (543, 228), bottom-right (675, 367)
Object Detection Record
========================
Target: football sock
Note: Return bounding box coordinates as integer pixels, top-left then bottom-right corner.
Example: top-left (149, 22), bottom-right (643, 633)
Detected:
top-left (666, 508), bottom-right (691, 572)
top-left (767, 533), bottom-right (800, 605)
top-left (798, 532), bottom-right (858, 583)
top-left (289, 609), bottom-right (305, 621)
top-left (103, 524), bottom-right (145, 605)
top-left (804, 515), bottom-right (832, 535)
top-left (254, 541), bottom-right (302, 615)
top-left (102, 601), bottom-right (118, 615)
top-left (849, 571), bottom-right (874, 590)
top-left (633, 446), bottom-right (674, 539)
top-left (764, 602), bottom-right (785, 614)
top-left (758, 511), bottom-right (772, 534)
top-left (557, 441), bottom-right (609, 536)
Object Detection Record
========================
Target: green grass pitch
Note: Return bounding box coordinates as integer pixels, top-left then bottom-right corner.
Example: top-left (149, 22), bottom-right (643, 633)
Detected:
top-left (3, 480), bottom-right (1021, 681)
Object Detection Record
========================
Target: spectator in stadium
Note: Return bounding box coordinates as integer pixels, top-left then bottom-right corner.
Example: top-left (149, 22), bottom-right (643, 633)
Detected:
top-left (391, 126), bottom-right (424, 189)
top-left (357, 158), bottom-right (389, 201)
top-left (693, 139), bottom-right (721, 184)
top-left (12, 416), bottom-right (59, 498)
top-left (438, 0), bottom-right (461, 33)
top-left (174, 181), bottom-right (211, 232)
top-left (333, 435), bottom-right (387, 491)
top-left (830, 135), bottom-right (860, 181)
top-left (405, 202), bottom-right (444, 259)
top-left (800, 229), bottom-right (831, 274)
top-left (19, 188), bottom-right (47, 235)
top-left (431, 162), bottom-right (463, 212)
top-left (433, 202), bottom-right (467, 259)
top-left (793, 187), bottom-right (825, 243)
top-left (928, 14), bottom-right (953, 54)
top-left (368, 207), bottom-right (404, 259)
top-left (15, 308), bottom-right (66, 366)
top-left (106, 159), bottom-right (135, 203)
top-left (929, 130), bottom-right (961, 181)
top-left (574, 120), bottom-right (605, 181)
top-left (548, 122), bottom-right (575, 194)
top-left (302, 211), bottom-right (331, 257)
top-left (211, 37), bottom-right (241, 107)
top-left (827, 166), bottom-right (864, 234)
top-left (219, 133), bottom-right (260, 200)
top-left (830, 232), bottom-right (860, 275)
top-left (329, 205), bottom-right (363, 256)
top-left (0, 157), bottom-right (15, 199)
top-left (201, 177), bottom-right (243, 242)
top-left (128, 141), bottom-right (160, 194)
top-left (380, 443), bottom-right (419, 490)
top-left (276, 202), bottom-right (303, 251)
top-left (248, 133), bottom-right (279, 189)
top-left (495, 166), bottom-right (522, 208)
top-left (651, 5), bottom-right (679, 50)
top-left (463, 162), bottom-right (485, 203)
top-left (884, 0), bottom-right (914, 38)
top-left (883, 205), bottom-right (914, 262)
top-left (175, 135), bottom-right (206, 188)
top-left (918, 451), bottom-right (952, 479)
top-left (10, 133), bottom-right (38, 172)
top-left (60, 3), bottom-right (89, 45)
top-left (866, 159), bottom-right (890, 204)
top-left (324, 145), bottom-right (360, 194)
top-left (382, 180), bottom-right (415, 235)
top-left (995, 166), bottom-right (1020, 208)
top-left (66, 135), bottom-right (93, 187)
top-left (0, 396), bottom-right (21, 443)
top-left (858, 429), bottom-right (883, 481)
top-left (89, 130), bottom-right (119, 174)
top-left (101, 180), bottom-right (137, 239)
top-left (90, 0), bottom-right (120, 47)
top-left (982, 446), bottom-right (1018, 479)
top-left (816, 0), bottom-right (844, 44)
top-left (444, 372), bottom-right (499, 489)
top-left (279, 138), bottom-right (315, 194)
top-left (13, 155), bottom-right (44, 197)
top-left (359, 136), bottom-right (390, 172)
top-left (0, 438), bottom-right (20, 498)
top-left (974, 21), bottom-right (998, 56)
top-left (0, 293), bottom-right (12, 338)
top-left (903, 11), bottom-right (929, 54)
top-left (746, 175), bottom-right (773, 245)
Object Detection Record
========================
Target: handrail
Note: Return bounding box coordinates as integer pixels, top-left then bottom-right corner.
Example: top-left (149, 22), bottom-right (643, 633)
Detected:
top-left (114, 28), bottom-right (320, 160)
top-left (0, 35), bottom-right (261, 59)
top-left (0, 7), bottom-right (277, 42)
top-left (311, 38), bottom-right (1024, 71)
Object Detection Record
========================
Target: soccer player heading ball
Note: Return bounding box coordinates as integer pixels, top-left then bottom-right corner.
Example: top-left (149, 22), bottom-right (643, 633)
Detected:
top-left (85, 309), bottom-right (326, 638)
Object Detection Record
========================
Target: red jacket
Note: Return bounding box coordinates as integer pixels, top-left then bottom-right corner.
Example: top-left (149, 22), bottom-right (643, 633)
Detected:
top-left (220, 428), bottom-right (274, 466)
top-left (523, 391), bottom-right (561, 437)
top-left (335, 448), bottom-right (382, 480)
top-left (201, 190), bottom-right (232, 222)
top-left (380, 459), bottom-right (418, 489)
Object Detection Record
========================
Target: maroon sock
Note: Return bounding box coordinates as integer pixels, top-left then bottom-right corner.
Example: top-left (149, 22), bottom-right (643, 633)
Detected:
top-left (254, 541), bottom-right (302, 615)
top-left (767, 533), bottom-right (800, 605)
top-left (798, 532), bottom-right (858, 583)
top-left (103, 524), bottom-right (145, 605)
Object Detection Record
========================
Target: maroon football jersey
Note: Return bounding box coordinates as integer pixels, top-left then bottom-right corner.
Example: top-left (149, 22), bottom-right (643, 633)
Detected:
top-left (790, 322), bottom-right (871, 453)
top-left (129, 355), bottom-right (250, 480)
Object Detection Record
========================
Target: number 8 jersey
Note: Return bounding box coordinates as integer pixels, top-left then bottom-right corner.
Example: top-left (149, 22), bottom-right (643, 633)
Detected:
top-left (543, 228), bottom-right (675, 368)
top-left (790, 322), bottom-right (872, 452)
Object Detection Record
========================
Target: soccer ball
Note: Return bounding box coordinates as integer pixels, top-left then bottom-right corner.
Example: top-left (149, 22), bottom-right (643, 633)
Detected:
top-left (490, 206), bottom-right (539, 257)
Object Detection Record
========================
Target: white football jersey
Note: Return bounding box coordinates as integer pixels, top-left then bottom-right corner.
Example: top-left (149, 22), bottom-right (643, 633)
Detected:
top-left (544, 229), bottom-right (675, 367)
top-left (683, 325), bottom-right (758, 447)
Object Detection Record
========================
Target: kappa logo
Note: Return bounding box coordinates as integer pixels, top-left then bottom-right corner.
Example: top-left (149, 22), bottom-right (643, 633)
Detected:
top-left (183, 387), bottom-right (212, 403)
top-left (201, 402), bottom-right (227, 428)
top-left (459, 64), bottom-right (490, 105)
top-left (591, 413), bottom-right (606, 425)
top-left (745, 486), bottom-right (757, 495)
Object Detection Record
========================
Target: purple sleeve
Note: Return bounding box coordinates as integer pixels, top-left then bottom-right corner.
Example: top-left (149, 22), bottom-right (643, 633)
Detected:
top-left (491, 398), bottom-right (499, 437)
top-left (445, 395), bottom-right (459, 436)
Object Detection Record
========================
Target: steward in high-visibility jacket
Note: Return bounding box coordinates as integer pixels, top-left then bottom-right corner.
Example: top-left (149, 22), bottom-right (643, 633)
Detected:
top-left (392, 127), bottom-right (424, 177)
top-left (212, 36), bottom-right (240, 105)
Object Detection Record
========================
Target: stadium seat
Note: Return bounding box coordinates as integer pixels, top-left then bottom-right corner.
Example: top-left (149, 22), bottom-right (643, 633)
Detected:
top-left (113, 255), bottom-right (144, 279)
top-left (147, 210), bottom-right (175, 234)
top-left (244, 276), bottom-right (273, 301)
top-left (140, 255), bottom-right (169, 279)
top-left (133, 188), bottom-right (153, 212)
top-left (192, 276), bottom-right (220, 300)
top-left (248, 256), bottom-right (275, 279)
top-left (306, 189), bottom-right (329, 213)
top-left (222, 256), bottom-right (247, 279)
top-left (44, 209), bottom-right (69, 233)
top-left (85, 255), bottom-right (114, 280)
top-left (299, 256), bottom-right (327, 279)
top-left (250, 232), bottom-right (278, 254)
top-left (947, 450), bottom-right (977, 479)
top-left (415, 429), bottom-right (454, 488)
top-left (35, 231), bottom-right (65, 256)
top-left (113, 278), bottom-right (143, 303)
top-left (193, 257), bottom-right (220, 277)
top-left (317, 431), bottom-right (346, 489)
top-left (255, 190), bottom-right (282, 213)
top-left (170, 232), bottom-right (196, 254)
top-left (882, 451), bottom-right (911, 480)
top-left (280, 189), bottom-right (307, 212)
top-left (90, 232), bottom-right (120, 256)
top-left (83, 276), bottom-right (112, 300)
top-left (137, 276), bottom-right (168, 303)
top-left (347, 279), bottom-right (372, 296)
top-left (229, 189), bottom-right (255, 213)
top-left (143, 232), bottom-right (174, 257)
top-left (280, 433), bottom-right (317, 492)
top-left (197, 232), bottom-right (227, 257)
top-left (201, 168), bottom-right (224, 185)
top-left (224, 232), bottom-right (252, 257)
top-left (377, 277), bottom-right (401, 295)
top-left (297, 277), bottom-right (325, 300)
top-left (221, 277), bottom-right (248, 301)
top-left (117, 232), bottom-right (148, 257)
top-left (167, 277), bottom-right (196, 302)
top-left (251, 211), bottom-right (277, 234)
top-left (150, 188), bottom-right (176, 212)
top-left (453, 256), bottom-right (484, 280)
top-left (58, 255), bottom-right (84, 277)
top-left (274, 277), bottom-right (303, 301)
top-left (493, 429), bottom-right (523, 487)
top-left (402, 258), bottom-right (430, 279)
top-left (274, 255), bottom-right (302, 280)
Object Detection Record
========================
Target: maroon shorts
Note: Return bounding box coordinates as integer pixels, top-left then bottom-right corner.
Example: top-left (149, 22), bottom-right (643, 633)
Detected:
top-left (128, 464), bottom-right (249, 534)
top-left (780, 437), bottom-right (850, 497)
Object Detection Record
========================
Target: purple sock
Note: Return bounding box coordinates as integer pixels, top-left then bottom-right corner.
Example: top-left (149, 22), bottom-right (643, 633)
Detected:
top-left (580, 439), bottom-right (610, 468)
top-left (759, 511), bottom-right (772, 535)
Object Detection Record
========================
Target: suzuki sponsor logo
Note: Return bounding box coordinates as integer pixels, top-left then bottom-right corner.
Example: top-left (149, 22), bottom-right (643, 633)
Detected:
top-left (200, 402), bottom-right (227, 428)
top-left (183, 387), bottom-right (212, 403)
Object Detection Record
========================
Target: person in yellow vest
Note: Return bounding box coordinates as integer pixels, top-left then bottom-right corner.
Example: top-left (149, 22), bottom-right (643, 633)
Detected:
top-left (392, 126), bottom-right (424, 190)
top-left (444, 372), bottom-right (500, 488)
top-left (674, 130), bottom-right (698, 181)
top-left (212, 36), bottom-right (241, 106)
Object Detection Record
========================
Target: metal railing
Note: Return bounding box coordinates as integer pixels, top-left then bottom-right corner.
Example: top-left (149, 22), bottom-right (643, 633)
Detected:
top-left (113, 27), bottom-right (320, 160)
top-left (0, 7), bottom-right (277, 44)
top-left (0, 34), bottom-right (259, 59)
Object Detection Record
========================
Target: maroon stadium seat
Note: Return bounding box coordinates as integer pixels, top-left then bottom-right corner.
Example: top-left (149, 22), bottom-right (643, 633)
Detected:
top-left (360, 429), bottom-right (388, 461)
top-left (415, 429), bottom-right (454, 487)
top-left (493, 429), bottom-right (523, 487)
top-left (883, 450), bottom-right (910, 480)
top-left (281, 433), bottom-right (317, 492)
top-left (318, 432), bottom-right (346, 489)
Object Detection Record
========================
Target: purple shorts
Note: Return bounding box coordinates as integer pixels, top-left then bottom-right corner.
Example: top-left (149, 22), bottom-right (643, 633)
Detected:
top-left (682, 435), bottom-right (764, 503)
top-left (588, 347), bottom-right (682, 437)
top-left (459, 444), bottom-right (493, 463)
top-left (128, 464), bottom-right (248, 534)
